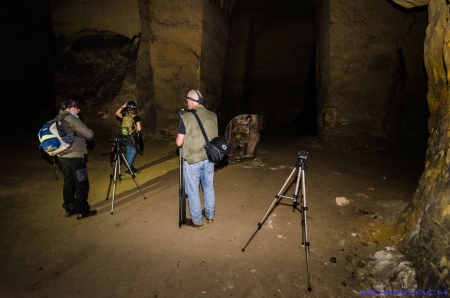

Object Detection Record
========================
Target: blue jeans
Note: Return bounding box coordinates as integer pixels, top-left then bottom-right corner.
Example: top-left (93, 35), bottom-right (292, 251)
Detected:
top-left (125, 145), bottom-right (137, 170)
top-left (183, 159), bottom-right (215, 225)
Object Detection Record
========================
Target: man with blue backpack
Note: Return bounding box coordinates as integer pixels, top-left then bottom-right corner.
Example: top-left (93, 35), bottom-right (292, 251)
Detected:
top-left (56, 100), bottom-right (97, 219)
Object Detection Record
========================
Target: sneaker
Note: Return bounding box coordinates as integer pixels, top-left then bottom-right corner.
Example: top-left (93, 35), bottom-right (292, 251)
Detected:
top-left (77, 210), bottom-right (97, 220)
top-left (65, 210), bottom-right (77, 217)
top-left (185, 218), bottom-right (204, 230)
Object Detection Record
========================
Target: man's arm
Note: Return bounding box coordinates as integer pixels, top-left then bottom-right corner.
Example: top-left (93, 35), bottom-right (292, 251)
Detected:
top-left (70, 117), bottom-right (94, 140)
top-left (176, 134), bottom-right (185, 146)
top-left (176, 117), bottom-right (185, 146)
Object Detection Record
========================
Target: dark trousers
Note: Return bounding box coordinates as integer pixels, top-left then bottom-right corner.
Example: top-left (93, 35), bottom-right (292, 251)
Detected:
top-left (57, 157), bottom-right (91, 213)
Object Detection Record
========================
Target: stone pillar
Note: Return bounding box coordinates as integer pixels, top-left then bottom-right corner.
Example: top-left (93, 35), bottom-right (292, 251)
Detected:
top-left (397, 0), bottom-right (450, 289)
top-left (317, 0), bottom-right (428, 151)
top-left (199, 0), bottom-right (229, 112)
top-left (147, 0), bottom-right (229, 136)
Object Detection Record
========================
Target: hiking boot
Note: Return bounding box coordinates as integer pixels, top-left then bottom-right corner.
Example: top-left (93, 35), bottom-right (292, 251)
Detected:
top-left (185, 218), bottom-right (204, 230)
top-left (65, 210), bottom-right (77, 217)
top-left (202, 210), bottom-right (213, 223)
top-left (77, 210), bottom-right (97, 220)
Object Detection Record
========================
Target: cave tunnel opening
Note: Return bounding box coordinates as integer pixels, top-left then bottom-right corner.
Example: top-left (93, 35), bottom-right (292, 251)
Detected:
top-left (218, 0), bottom-right (318, 136)
top-left (219, 0), bottom-right (429, 155)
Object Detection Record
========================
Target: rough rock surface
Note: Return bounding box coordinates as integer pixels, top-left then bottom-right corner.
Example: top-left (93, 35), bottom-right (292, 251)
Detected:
top-left (51, 0), bottom-right (229, 139)
top-left (317, 0), bottom-right (428, 151)
top-left (396, 0), bottom-right (450, 289)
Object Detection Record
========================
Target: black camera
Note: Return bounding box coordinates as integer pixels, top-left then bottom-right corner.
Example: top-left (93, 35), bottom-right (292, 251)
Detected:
top-left (298, 151), bottom-right (308, 166)
top-left (113, 135), bottom-right (125, 144)
top-left (298, 151), bottom-right (308, 160)
top-left (177, 108), bottom-right (190, 120)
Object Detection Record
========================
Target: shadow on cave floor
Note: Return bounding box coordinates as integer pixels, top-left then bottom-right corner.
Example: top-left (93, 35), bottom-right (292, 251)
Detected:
top-left (0, 131), bottom-right (426, 297)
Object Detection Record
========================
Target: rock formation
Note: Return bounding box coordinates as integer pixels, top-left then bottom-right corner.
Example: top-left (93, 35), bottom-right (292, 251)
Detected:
top-left (395, 0), bottom-right (450, 289)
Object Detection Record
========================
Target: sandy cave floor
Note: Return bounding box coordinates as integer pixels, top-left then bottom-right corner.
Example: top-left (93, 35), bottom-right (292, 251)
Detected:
top-left (0, 132), bottom-right (424, 297)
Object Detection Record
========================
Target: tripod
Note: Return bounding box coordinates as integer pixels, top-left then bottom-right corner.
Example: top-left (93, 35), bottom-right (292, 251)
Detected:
top-left (179, 147), bottom-right (187, 227)
top-left (105, 136), bottom-right (147, 214)
top-left (242, 151), bottom-right (312, 292)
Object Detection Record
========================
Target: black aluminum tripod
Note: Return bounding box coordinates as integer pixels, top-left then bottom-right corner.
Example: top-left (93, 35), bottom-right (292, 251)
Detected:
top-left (242, 151), bottom-right (312, 292)
top-left (105, 136), bottom-right (147, 214)
top-left (179, 147), bottom-right (187, 227)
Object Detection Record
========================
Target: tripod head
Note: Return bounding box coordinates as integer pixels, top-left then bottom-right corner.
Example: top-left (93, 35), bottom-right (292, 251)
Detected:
top-left (111, 135), bottom-right (125, 147)
top-left (297, 151), bottom-right (308, 168)
top-left (103, 136), bottom-right (127, 162)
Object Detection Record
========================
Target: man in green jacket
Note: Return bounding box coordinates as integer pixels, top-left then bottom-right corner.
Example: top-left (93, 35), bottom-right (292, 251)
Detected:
top-left (176, 90), bottom-right (218, 230)
top-left (57, 100), bottom-right (97, 219)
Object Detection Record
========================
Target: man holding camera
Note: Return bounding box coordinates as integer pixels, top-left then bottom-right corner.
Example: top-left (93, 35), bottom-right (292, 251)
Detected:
top-left (57, 100), bottom-right (97, 219)
top-left (176, 90), bottom-right (218, 230)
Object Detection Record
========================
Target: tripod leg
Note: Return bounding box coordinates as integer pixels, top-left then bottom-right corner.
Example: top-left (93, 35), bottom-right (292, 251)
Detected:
top-left (105, 154), bottom-right (117, 201)
top-left (120, 152), bottom-right (147, 200)
top-left (292, 165), bottom-right (302, 212)
top-left (110, 157), bottom-right (120, 214)
top-left (52, 156), bottom-right (59, 181)
top-left (242, 166), bottom-right (299, 252)
top-left (300, 168), bottom-right (312, 291)
top-left (179, 148), bottom-right (187, 227)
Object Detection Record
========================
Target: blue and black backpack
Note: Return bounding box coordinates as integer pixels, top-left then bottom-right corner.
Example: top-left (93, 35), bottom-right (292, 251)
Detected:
top-left (38, 114), bottom-right (74, 156)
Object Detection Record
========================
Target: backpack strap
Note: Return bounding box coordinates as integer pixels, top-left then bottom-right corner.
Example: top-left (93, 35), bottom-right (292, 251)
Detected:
top-left (189, 109), bottom-right (209, 144)
top-left (48, 113), bottom-right (69, 124)
top-left (50, 113), bottom-right (75, 137)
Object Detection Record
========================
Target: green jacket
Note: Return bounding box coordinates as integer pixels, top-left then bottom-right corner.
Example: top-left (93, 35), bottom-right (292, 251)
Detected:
top-left (57, 111), bottom-right (94, 158)
top-left (181, 105), bottom-right (218, 164)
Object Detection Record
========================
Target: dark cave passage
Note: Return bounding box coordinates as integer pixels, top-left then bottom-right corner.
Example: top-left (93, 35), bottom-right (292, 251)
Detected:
top-left (218, 0), bottom-right (318, 136)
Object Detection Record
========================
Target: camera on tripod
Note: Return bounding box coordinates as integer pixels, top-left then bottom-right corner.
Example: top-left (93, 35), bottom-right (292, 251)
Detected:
top-left (298, 151), bottom-right (308, 160)
top-left (105, 135), bottom-right (147, 214)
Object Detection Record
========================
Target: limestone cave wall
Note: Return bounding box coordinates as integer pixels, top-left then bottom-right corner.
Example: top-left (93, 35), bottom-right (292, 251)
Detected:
top-left (396, 0), bottom-right (450, 289)
top-left (317, 0), bottom-right (428, 151)
top-left (50, 0), bottom-right (230, 138)
top-left (199, 1), bottom-right (229, 113)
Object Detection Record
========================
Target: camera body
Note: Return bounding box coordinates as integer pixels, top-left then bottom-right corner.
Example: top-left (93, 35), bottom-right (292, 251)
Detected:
top-left (113, 135), bottom-right (124, 145)
top-left (298, 151), bottom-right (308, 166)
top-left (177, 108), bottom-right (190, 120)
top-left (298, 151), bottom-right (308, 160)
